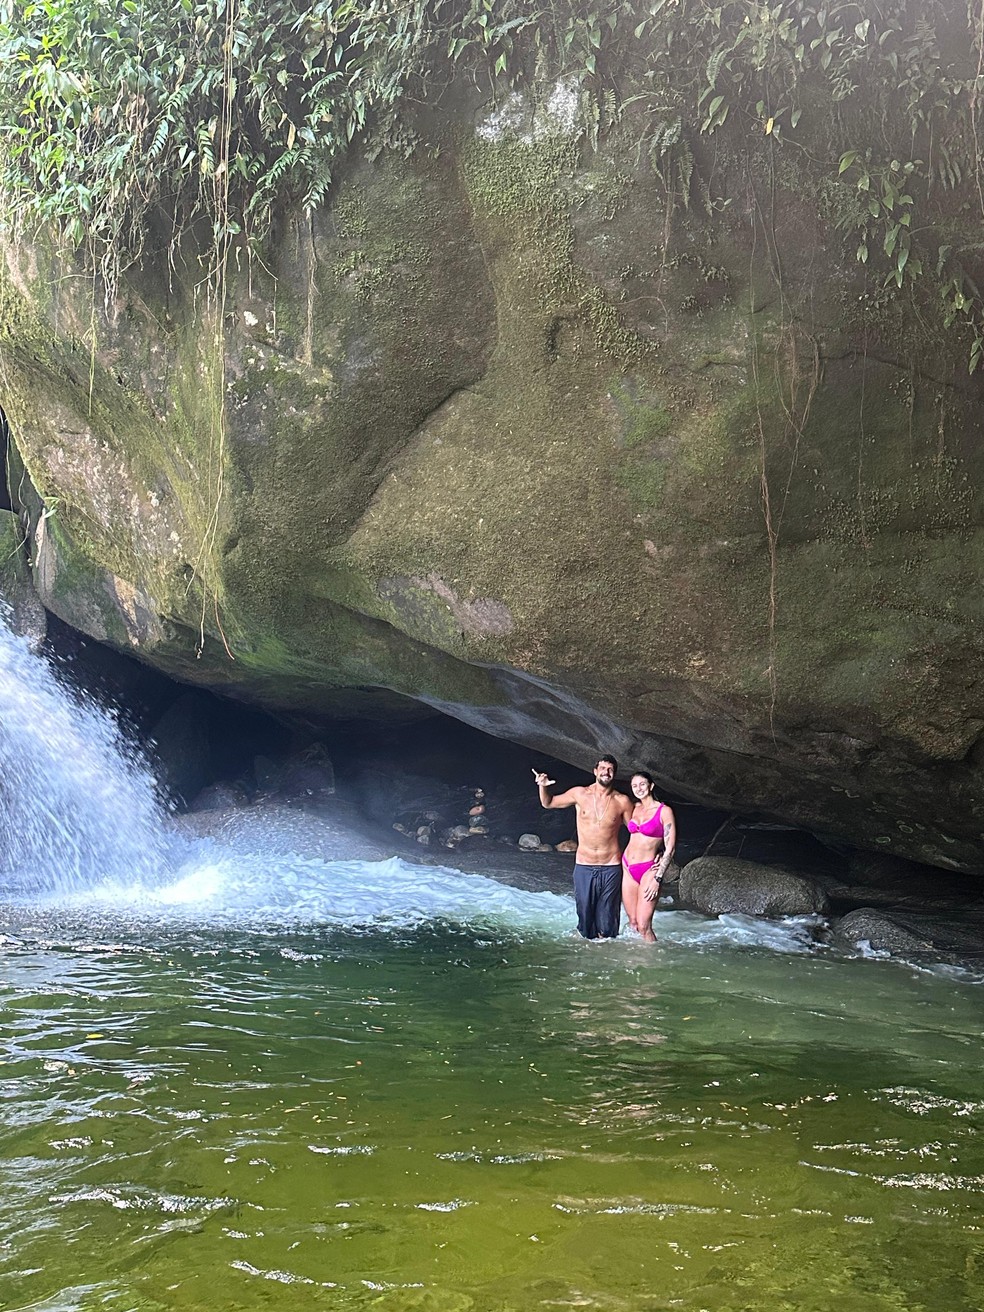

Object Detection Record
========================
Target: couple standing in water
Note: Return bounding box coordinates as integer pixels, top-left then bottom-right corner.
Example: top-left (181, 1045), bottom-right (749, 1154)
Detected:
top-left (533, 756), bottom-right (676, 942)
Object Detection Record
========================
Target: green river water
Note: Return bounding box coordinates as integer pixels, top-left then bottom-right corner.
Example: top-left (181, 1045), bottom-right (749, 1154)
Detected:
top-left (1, 884), bottom-right (982, 1312)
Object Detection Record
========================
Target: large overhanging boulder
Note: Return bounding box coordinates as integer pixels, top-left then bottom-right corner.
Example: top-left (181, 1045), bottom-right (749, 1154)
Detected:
top-left (1, 50), bottom-right (982, 874)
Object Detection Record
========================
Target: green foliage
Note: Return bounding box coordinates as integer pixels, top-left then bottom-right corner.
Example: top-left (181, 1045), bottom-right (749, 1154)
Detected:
top-left (609, 0), bottom-right (984, 369)
top-left (0, 0), bottom-right (547, 298)
top-left (1, 0), bottom-right (984, 365)
top-left (835, 153), bottom-right (922, 288)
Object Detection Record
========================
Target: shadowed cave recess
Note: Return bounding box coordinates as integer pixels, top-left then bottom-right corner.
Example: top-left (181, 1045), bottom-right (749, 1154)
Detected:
top-left (0, 409), bottom-right (11, 513)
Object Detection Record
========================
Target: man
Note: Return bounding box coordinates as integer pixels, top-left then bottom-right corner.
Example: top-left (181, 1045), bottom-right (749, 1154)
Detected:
top-left (533, 755), bottom-right (633, 940)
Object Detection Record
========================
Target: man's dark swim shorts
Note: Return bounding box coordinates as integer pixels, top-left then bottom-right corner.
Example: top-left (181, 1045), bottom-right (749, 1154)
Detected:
top-left (572, 863), bottom-right (621, 939)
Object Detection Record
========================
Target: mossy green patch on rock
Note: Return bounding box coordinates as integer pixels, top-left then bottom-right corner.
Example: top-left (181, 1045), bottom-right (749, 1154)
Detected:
top-left (610, 379), bottom-right (673, 450)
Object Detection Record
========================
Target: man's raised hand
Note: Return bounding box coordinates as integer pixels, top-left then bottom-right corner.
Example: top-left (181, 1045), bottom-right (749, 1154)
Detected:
top-left (532, 769), bottom-right (556, 787)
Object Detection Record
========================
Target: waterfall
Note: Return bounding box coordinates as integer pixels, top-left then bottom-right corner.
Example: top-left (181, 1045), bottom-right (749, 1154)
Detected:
top-left (0, 613), bottom-right (166, 893)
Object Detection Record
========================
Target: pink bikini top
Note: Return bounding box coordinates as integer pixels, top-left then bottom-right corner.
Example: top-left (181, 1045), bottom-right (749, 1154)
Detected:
top-left (626, 804), bottom-right (664, 838)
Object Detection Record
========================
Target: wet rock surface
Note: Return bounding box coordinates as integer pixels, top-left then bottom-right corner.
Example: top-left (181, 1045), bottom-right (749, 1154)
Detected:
top-left (0, 510), bottom-right (45, 647)
top-left (833, 907), bottom-right (984, 967)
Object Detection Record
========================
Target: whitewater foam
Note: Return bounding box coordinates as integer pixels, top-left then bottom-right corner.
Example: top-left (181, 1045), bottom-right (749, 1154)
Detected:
top-left (0, 619), bottom-right (165, 892)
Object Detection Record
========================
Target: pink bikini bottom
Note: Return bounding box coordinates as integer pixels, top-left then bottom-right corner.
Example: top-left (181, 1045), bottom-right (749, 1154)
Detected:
top-left (623, 858), bottom-right (657, 884)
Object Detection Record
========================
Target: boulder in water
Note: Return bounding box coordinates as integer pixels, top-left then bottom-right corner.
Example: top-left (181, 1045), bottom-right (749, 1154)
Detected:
top-left (254, 746), bottom-right (336, 806)
top-left (278, 746), bottom-right (336, 805)
top-left (834, 907), bottom-right (984, 964)
top-left (679, 855), bottom-right (830, 918)
top-left (658, 859), bottom-right (682, 888)
top-left (518, 833), bottom-right (542, 851)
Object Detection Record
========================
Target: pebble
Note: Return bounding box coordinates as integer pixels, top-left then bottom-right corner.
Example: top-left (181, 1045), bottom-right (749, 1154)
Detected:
top-left (518, 833), bottom-right (542, 851)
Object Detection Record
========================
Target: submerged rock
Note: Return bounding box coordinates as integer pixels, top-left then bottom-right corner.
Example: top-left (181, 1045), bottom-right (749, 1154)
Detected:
top-left (679, 856), bottom-right (830, 919)
top-left (834, 907), bottom-right (984, 965)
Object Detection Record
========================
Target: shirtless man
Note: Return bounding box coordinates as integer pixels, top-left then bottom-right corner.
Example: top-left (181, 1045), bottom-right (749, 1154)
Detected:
top-left (533, 756), bottom-right (634, 940)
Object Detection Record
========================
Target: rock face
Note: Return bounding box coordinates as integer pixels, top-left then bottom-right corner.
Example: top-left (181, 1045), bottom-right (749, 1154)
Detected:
top-left (1, 64), bottom-right (983, 873)
top-left (0, 509), bottom-right (45, 646)
top-left (679, 856), bottom-right (830, 919)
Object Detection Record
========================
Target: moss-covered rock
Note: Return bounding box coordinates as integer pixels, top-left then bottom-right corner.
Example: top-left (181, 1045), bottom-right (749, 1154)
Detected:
top-left (1, 72), bottom-right (983, 874)
top-left (0, 509), bottom-right (45, 645)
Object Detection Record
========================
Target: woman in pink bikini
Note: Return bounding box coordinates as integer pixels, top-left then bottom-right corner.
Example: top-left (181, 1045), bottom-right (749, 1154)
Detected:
top-left (622, 771), bottom-right (676, 943)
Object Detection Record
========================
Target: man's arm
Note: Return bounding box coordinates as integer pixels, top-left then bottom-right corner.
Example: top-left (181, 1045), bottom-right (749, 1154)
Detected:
top-left (532, 770), bottom-right (580, 809)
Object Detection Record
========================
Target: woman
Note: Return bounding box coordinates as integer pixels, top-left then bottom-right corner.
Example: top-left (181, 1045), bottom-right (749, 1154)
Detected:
top-left (622, 771), bottom-right (676, 943)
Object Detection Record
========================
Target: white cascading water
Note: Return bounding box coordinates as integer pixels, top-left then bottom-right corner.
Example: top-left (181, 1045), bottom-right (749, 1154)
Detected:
top-left (0, 613), bottom-right (166, 894)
